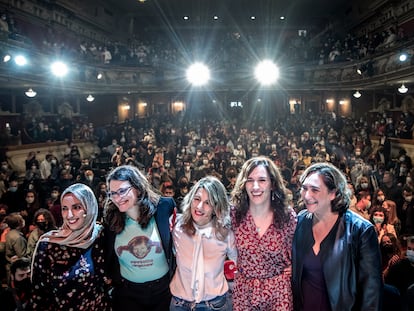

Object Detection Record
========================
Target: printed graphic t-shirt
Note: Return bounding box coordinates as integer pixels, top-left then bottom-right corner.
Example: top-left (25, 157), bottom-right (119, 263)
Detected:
top-left (115, 216), bottom-right (169, 283)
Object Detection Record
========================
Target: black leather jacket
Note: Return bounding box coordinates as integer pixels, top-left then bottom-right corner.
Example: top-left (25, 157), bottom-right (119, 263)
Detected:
top-left (292, 209), bottom-right (382, 311)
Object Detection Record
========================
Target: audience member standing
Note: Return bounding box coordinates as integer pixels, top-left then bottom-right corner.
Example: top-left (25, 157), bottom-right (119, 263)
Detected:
top-left (381, 171), bottom-right (404, 215)
top-left (0, 180), bottom-right (24, 214)
top-left (4, 213), bottom-right (28, 281)
top-left (401, 186), bottom-right (414, 236)
top-left (385, 236), bottom-right (414, 310)
top-left (26, 208), bottom-right (56, 258)
top-left (39, 154), bottom-right (53, 181)
top-left (0, 258), bottom-right (32, 311)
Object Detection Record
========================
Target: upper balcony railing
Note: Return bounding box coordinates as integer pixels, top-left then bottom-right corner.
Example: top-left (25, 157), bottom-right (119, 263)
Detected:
top-left (0, 33), bottom-right (413, 95)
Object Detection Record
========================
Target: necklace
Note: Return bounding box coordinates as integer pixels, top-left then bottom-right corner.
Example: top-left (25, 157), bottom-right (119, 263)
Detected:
top-left (252, 210), bottom-right (273, 234)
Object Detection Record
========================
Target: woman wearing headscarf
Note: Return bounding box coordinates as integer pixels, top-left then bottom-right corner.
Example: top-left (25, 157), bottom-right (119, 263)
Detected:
top-left (30, 183), bottom-right (109, 310)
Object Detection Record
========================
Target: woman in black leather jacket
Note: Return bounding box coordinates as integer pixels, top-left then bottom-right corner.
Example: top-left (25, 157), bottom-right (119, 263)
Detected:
top-left (292, 162), bottom-right (382, 311)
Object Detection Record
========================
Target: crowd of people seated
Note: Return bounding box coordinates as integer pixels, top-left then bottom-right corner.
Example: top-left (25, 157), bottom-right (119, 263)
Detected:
top-left (0, 109), bottom-right (414, 308)
top-left (1, 8), bottom-right (411, 70)
top-left (0, 5), bottom-right (414, 308)
top-left (44, 25), bottom-right (412, 69)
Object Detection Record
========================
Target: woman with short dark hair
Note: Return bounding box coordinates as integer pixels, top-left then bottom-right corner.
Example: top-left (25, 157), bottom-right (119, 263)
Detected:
top-left (292, 162), bottom-right (382, 311)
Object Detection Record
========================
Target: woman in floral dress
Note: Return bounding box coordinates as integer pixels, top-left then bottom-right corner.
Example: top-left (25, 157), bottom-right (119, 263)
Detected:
top-left (231, 156), bottom-right (297, 311)
top-left (30, 183), bottom-right (110, 310)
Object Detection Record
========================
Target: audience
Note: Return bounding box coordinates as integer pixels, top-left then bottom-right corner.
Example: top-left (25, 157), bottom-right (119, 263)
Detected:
top-left (1, 103), bottom-right (414, 309)
top-left (0, 257), bottom-right (32, 311)
top-left (386, 236), bottom-right (414, 309)
top-left (0, 5), bottom-right (413, 310)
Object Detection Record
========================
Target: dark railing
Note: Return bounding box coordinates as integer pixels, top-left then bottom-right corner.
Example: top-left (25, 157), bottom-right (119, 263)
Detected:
top-left (0, 35), bottom-right (414, 95)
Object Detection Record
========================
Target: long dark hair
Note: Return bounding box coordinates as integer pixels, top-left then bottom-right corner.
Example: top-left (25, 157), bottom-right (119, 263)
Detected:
top-left (33, 208), bottom-right (56, 232)
top-left (231, 156), bottom-right (290, 229)
top-left (105, 165), bottom-right (161, 233)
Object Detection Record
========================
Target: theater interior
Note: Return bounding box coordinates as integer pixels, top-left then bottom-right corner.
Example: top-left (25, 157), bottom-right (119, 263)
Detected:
top-left (0, 0), bottom-right (414, 172)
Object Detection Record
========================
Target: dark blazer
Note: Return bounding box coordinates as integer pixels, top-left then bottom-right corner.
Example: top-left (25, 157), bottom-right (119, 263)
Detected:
top-left (292, 209), bottom-right (383, 311)
top-left (105, 196), bottom-right (176, 285)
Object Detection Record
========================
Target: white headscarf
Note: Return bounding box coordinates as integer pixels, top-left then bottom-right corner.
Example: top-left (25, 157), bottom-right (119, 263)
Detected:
top-left (38, 183), bottom-right (102, 249)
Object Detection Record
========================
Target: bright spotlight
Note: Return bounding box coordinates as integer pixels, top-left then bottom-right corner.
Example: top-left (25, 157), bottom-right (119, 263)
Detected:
top-left (3, 54), bottom-right (11, 62)
top-left (186, 62), bottom-right (210, 86)
top-left (255, 60), bottom-right (279, 85)
top-left (51, 61), bottom-right (68, 77)
top-left (399, 53), bottom-right (408, 62)
top-left (14, 55), bottom-right (27, 66)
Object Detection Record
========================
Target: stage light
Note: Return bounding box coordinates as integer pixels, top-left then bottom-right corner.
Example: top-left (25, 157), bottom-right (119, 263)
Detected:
top-left (14, 55), bottom-right (27, 66)
top-left (51, 61), bottom-right (68, 77)
top-left (399, 53), bottom-right (408, 62)
top-left (255, 60), bottom-right (279, 85)
top-left (186, 62), bottom-right (210, 86)
top-left (3, 54), bottom-right (11, 62)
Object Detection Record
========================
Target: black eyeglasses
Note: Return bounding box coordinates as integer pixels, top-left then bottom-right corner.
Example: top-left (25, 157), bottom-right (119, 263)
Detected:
top-left (108, 186), bottom-right (132, 199)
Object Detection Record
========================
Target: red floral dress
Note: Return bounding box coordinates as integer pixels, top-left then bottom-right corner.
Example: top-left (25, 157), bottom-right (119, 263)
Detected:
top-left (231, 207), bottom-right (297, 311)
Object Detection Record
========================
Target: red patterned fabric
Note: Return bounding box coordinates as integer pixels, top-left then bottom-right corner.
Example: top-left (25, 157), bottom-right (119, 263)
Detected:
top-left (231, 208), bottom-right (297, 311)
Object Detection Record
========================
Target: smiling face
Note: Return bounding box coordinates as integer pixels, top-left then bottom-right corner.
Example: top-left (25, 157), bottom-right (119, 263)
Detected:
top-left (245, 165), bottom-right (272, 208)
top-left (61, 194), bottom-right (86, 231)
top-left (109, 180), bottom-right (139, 214)
top-left (300, 172), bottom-right (336, 216)
top-left (191, 188), bottom-right (214, 226)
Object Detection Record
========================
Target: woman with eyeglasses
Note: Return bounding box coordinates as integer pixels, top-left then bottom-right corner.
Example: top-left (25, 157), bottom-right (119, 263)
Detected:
top-left (104, 165), bottom-right (176, 311)
top-left (30, 183), bottom-right (110, 310)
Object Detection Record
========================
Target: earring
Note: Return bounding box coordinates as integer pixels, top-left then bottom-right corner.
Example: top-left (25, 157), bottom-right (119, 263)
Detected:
top-left (272, 191), bottom-right (276, 201)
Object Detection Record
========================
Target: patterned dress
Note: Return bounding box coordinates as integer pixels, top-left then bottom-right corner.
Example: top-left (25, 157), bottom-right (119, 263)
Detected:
top-left (231, 208), bottom-right (297, 311)
top-left (31, 230), bottom-right (110, 310)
